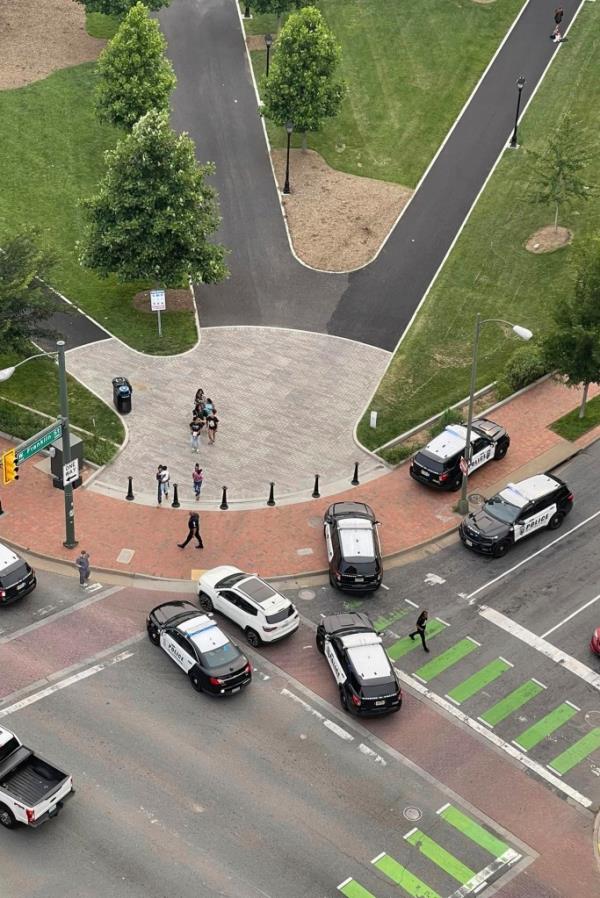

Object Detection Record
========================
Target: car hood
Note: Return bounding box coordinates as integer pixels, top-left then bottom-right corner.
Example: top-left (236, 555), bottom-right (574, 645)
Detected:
top-left (465, 510), bottom-right (508, 539)
top-left (199, 565), bottom-right (242, 588)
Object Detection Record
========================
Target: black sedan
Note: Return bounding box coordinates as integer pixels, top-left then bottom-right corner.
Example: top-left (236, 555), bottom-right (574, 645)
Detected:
top-left (147, 600), bottom-right (252, 695)
top-left (324, 502), bottom-right (382, 592)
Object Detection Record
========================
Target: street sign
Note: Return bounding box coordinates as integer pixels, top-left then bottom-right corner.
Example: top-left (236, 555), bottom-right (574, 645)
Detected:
top-left (150, 290), bottom-right (166, 311)
top-left (63, 458), bottom-right (79, 485)
top-left (459, 456), bottom-right (468, 475)
top-left (16, 423), bottom-right (62, 463)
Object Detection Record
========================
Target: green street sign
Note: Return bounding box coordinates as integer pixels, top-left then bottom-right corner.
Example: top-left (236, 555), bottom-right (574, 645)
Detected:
top-left (16, 423), bottom-right (62, 463)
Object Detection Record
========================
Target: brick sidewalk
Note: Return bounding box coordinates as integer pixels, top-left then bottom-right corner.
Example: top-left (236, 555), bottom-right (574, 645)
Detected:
top-left (0, 378), bottom-right (598, 581)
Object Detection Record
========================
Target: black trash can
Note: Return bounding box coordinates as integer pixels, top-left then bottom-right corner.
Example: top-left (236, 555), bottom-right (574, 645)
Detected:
top-left (112, 377), bottom-right (133, 414)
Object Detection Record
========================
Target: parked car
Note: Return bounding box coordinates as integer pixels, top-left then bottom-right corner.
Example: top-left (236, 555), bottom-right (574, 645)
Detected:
top-left (324, 502), bottom-right (382, 592)
top-left (410, 419), bottom-right (510, 491)
top-left (0, 542), bottom-right (36, 606)
top-left (590, 627), bottom-right (600, 656)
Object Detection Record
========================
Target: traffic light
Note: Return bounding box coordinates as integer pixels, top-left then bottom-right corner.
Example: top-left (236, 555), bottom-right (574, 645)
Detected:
top-left (1, 449), bottom-right (19, 485)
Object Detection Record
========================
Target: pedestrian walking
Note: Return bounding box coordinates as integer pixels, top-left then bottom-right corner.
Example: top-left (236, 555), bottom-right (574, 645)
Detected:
top-left (207, 413), bottom-right (219, 444)
top-left (156, 464), bottom-right (164, 505)
top-left (190, 416), bottom-right (203, 452)
top-left (551, 24), bottom-right (562, 42)
top-left (409, 609), bottom-right (430, 652)
top-left (554, 6), bottom-right (563, 26)
top-left (194, 387), bottom-right (205, 406)
top-left (178, 511), bottom-right (204, 548)
top-left (202, 397), bottom-right (215, 419)
top-left (192, 464), bottom-right (204, 500)
top-left (75, 550), bottom-right (91, 587)
top-left (160, 464), bottom-right (170, 501)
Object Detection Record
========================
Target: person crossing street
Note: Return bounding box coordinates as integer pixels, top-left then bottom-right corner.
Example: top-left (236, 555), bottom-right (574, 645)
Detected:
top-left (178, 511), bottom-right (204, 549)
top-left (409, 609), bottom-right (430, 652)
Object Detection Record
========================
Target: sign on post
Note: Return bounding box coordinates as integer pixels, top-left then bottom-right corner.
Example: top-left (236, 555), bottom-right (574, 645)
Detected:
top-left (63, 458), bottom-right (80, 485)
top-left (16, 423), bottom-right (62, 464)
top-left (459, 456), bottom-right (468, 476)
top-left (150, 289), bottom-right (166, 338)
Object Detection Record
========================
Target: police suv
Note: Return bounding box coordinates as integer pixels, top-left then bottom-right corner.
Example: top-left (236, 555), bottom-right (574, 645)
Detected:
top-left (459, 474), bottom-right (573, 558)
top-left (316, 613), bottom-right (402, 716)
top-left (0, 542), bottom-right (36, 606)
top-left (324, 502), bottom-right (382, 592)
top-left (410, 418), bottom-right (510, 491)
top-left (147, 600), bottom-right (252, 695)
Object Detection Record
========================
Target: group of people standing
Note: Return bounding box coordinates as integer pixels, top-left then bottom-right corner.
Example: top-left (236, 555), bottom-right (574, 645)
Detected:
top-left (190, 387), bottom-right (219, 449)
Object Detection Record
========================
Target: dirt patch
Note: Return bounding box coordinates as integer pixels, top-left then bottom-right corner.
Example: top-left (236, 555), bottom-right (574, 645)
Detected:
top-left (0, 0), bottom-right (105, 90)
top-left (271, 149), bottom-right (412, 271)
top-left (132, 289), bottom-right (195, 313)
top-left (247, 34), bottom-right (273, 52)
top-left (525, 225), bottom-right (573, 254)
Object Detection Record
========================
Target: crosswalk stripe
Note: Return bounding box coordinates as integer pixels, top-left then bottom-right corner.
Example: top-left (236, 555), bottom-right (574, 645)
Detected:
top-left (387, 619), bottom-right (447, 661)
top-left (373, 854), bottom-right (441, 898)
top-left (439, 806), bottom-right (509, 858)
top-left (479, 679), bottom-right (544, 727)
top-left (514, 702), bottom-right (578, 751)
top-left (447, 658), bottom-right (511, 704)
top-left (404, 828), bottom-right (476, 884)
top-left (548, 728), bottom-right (600, 775)
top-left (414, 638), bottom-right (478, 683)
top-left (373, 608), bottom-right (410, 633)
top-left (337, 878), bottom-right (379, 898)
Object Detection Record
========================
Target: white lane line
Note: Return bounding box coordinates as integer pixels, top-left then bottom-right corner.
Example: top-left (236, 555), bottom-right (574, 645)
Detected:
top-left (281, 688), bottom-right (325, 721)
top-left (467, 636), bottom-right (481, 646)
top-left (371, 852), bottom-right (386, 864)
top-left (465, 508), bottom-right (600, 603)
top-left (358, 743), bottom-right (387, 765)
top-left (531, 678), bottom-right (547, 690)
top-left (498, 657), bottom-right (514, 668)
top-left (566, 700), bottom-right (581, 711)
top-left (381, 583), bottom-right (390, 591)
top-left (0, 651), bottom-right (134, 718)
top-left (436, 802), bottom-right (450, 815)
top-left (403, 827), bottom-right (418, 840)
top-left (479, 607), bottom-right (600, 691)
top-left (542, 591), bottom-right (600, 638)
top-left (0, 585), bottom-right (122, 645)
top-left (395, 668), bottom-right (592, 808)
top-left (337, 877), bottom-right (353, 890)
top-left (436, 617), bottom-right (450, 627)
top-left (324, 719), bottom-right (354, 741)
top-left (405, 599), bottom-right (419, 608)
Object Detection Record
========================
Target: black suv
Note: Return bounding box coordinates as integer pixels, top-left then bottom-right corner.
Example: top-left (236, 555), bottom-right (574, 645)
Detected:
top-left (324, 502), bottom-right (382, 592)
top-left (316, 613), bottom-right (402, 716)
top-left (0, 542), bottom-right (36, 606)
top-left (459, 474), bottom-right (573, 558)
top-left (410, 418), bottom-right (510, 491)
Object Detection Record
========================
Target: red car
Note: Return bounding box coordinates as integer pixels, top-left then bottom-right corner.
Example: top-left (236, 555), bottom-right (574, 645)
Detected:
top-left (590, 628), bottom-right (600, 655)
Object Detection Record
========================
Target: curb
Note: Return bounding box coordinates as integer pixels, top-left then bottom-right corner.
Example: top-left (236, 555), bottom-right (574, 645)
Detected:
top-left (594, 809), bottom-right (600, 873)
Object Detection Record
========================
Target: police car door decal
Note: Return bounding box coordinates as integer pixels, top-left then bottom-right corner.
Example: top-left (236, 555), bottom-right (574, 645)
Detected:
top-left (468, 444), bottom-right (494, 473)
top-left (513, 503), bottom-right (556, 541)
top-left (160, 632), bottom-right (196, 672)
top-left (325, 641), bottom-right (347, 684)
top-left (324, 524), bottom-right (334, 562)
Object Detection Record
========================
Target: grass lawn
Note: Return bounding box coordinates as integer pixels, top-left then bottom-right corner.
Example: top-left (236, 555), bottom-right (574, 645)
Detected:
top-left (551, 393), bottom-right (600, 441)
top-left (357, 6), bottom-right (600, 451)
top-left (245, 0), bottom-right (524, 186)
top-left (0, 65), bottom-right (196, 355)
top-left (86, 12), bottom-right (120, 39)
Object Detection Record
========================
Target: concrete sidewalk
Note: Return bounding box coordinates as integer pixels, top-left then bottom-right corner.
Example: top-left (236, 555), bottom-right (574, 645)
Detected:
top-left (0, 377), bottom-right (598, 582)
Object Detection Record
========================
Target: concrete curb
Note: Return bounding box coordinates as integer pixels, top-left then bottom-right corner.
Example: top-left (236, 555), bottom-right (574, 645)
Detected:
top-left (593, 809), bottom-right (600, 873)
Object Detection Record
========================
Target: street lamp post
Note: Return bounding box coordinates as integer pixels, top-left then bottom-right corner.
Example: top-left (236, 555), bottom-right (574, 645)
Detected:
top-left (0, 340), bottom-right (77, 548)
top-left (264, 33), bottom-right (273, 77)
top-left (283, 121), bottom-right (293, 195)
top-left (509, 75), bottom-right (526, 149)
top-left (458, 315), bottom-right (533, 516)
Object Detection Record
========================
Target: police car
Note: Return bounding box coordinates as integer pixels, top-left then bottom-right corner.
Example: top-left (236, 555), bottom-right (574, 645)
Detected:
top-left (0, 542), bottom-right (36, 606)
top-left (146, 600), bottom-right (252, 695)
top-left (459, 474), bottom-right (573, 558)
top-left (316, 613), bottom-right (402, 716)
top-left (410, 419), bottom-right (510, 491)
top-left (324, 502), bottom-right (382, 592)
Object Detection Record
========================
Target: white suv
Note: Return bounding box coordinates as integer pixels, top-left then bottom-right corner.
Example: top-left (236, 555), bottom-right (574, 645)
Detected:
top-left (197, 566), bottom-right (299, 646)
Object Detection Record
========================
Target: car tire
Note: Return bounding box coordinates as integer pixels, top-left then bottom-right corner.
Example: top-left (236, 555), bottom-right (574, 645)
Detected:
top-left (189, 671), bottom-right (203, 693)
top-left (148, 625), bottom-right (160, 646)
top-left (316, 633), bottom-right (325, 654)
top-left (0, 804), bottom-right (16, 829)
top-left (494, 441), bottom-right (508, 461)
top-left (451, 475), bottom-right (463, 491)
top-left (492, 539), bottom-right (511, 559)
top-left (198, 592), bottom-right (213, 612)
top-left (245, 628), bottom-right (261, 647)
top-left (547, 511), bottom-right (565, 531)
top-left (339, 686), bottom-right (349, 711)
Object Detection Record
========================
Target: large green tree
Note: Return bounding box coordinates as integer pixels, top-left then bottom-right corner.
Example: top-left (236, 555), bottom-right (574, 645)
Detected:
top-left (529, 115), bottom-right (593, 231)
top-left (543, 243), bottom-right (600, 417)
top-left (75, 0), bottom-right (169, 15)
top-left (0, 230), bottom-right (59, 351)
top-left (95, 2), bottom-right (176, 130)
top-left (79, 110), bottom-right (228, 286)
top-left (260, 6), bottom-right (345, 147)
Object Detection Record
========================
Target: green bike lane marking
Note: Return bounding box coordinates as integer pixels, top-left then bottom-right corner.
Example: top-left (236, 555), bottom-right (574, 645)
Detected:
top-left (479, 679), bottom-right (545, 728)
top-left (414, 637), bottom-right (479, 684)
top-left (447, 658), bottom-right (512, 704)
top-left (404, 828), bottom-right (475, 884)
top-left (372, 853), bottom-right (441, 898)
top-left (373, 607), bottom-right (410, 633)
top-left (337, 879), bottom-right (378, 898)
top-left (514, 702), bottom-right (578, 751)
top-left (387, 619), bottom-right (447, 661)
top-left (548, 728), bottom-right (600, 775)
top-left (438, 805), bottom-right (509, 858)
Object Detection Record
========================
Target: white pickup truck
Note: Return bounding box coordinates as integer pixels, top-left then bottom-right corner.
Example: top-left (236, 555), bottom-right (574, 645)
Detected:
top-left (0, 725), bottom-right (74, 828)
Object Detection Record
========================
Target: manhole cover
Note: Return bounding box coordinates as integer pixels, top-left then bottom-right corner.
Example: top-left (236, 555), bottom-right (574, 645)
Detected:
top-left (298, 589), bottom-right (316, 601)
top-left (308, 516), bottom-right (323, 529)
top-left (585, 710), bottom-right (600, 728)
top-left (403, 806), bottom-right (422, 821)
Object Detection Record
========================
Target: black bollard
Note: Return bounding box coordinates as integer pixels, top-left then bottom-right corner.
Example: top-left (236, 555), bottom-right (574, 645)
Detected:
top-left (351, 462), bottom-right (360, 486)
top-left (267, 481), bottom-right (276, 506)
top-left (0, 499), bottom-right (4, 516)
top-left (312, 474), bottom-right (320, 499)
top-left (171, 483), bottom-right (180, 508)
top-left (126, 476), bottom-right (134, 501)
top-left (220, 485), bottom-right (229, 510)
top-left (244, 3), bottom-right (250, 16)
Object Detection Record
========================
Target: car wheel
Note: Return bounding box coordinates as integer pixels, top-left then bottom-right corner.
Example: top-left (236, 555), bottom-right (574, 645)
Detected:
top-left (451, 475), bottom-right (463, 491)
top-left (148, 625), bottom-right (160, 646)
top-left (492, 539), bottom-right (511, 559)
top-left (316, 633), bottom-right (325, 654)
top-left (547, 511), bottom-right (565, 531)
top-left (339, 686), bottom-right (349, 711)
top-left (245, 628), bottom-right (261, 647)
top-left (0, 804), bottom-right (16, 829)
top-left (494, 441), bottom-right (508, 460)
top-left (198, 592), bottom-right (213, 612)
top-left (189, 671), bottom-right (203, 693)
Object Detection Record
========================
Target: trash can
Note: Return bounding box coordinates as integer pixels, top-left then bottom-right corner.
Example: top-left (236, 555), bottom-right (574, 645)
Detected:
top-left (112, 377), bottom-right (133, 414)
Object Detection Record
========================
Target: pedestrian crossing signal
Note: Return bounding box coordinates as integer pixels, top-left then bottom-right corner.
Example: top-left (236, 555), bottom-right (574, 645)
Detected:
top-left (1, 449), bottom-right (19, 484)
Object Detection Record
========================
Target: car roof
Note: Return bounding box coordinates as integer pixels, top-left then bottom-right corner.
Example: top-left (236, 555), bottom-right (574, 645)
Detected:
top-left (330, 501), bottom-right (374, 519)
top-left (0, 543), bottom-right (22, 572)
top-left (346, 642), bottom-right (392, 680)
top-left (423, 425), bottom-right (468, 460)
top-left (322, 612), bottom-right (373, 635)
top-left (150, 600), bottom-right (198, 624)
top-left (236, 576), bottom-right (291, 612)
top-left (177, 614), bottom-right (230, 654)
top-left (498, 474), bottom-right (561, 507)
top-left (339, 527), bottom-right (375, 559)
top-left (472, 418), bottom-right (504, 439)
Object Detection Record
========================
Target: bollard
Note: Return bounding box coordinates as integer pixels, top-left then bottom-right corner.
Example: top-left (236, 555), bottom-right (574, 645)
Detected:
top-left (0, 499), bottom-right (4, 516)
top-left (312, 474), bottom-right (320, 499)
top-left (171, 483), bottom-right (180, 508)
top-left (126, 476), bottom-right (134, 501)
top-left (244, 3), bottom-right (250, 16)
top-left (351, 462), bottom-right (360, 486)
top-left (220, 485), bottom-right (229, 510)
top-left (267, 481), bottom-right (276, 506)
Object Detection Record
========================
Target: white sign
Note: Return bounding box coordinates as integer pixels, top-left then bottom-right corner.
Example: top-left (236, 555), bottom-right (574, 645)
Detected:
top-left (150, 289), bottom-right (166, 311)
top-left (63, 458), bottom-right (79, 485)
top-left (370, 410), bottom-right (378, 429)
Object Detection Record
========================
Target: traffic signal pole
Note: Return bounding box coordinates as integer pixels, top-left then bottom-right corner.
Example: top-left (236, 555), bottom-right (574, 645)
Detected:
top-left (57, 341), bottom-right (77, 549)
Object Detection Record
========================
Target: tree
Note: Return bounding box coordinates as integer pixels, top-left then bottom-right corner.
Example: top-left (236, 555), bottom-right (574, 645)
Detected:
top-left (530, 115), bottom-right (593, 231)
top-left (95, 2), bottom-right (176, 131)
top-left (260, 6), bottom-right (345, 148)
top-left (74, 0), bottom-right (170, 15)
top-left (542, 243), bottom-right (600, 417)
top-left (79, 110), bottom-right (228, 287)
top-left (0, 230), bottom-right (59, 350)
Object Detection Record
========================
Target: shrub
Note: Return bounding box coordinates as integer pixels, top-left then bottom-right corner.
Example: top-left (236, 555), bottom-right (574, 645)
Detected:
top-left (428, 407), bottom-right (463, 438)
top-left (497, 343), bottom-right (549, 397)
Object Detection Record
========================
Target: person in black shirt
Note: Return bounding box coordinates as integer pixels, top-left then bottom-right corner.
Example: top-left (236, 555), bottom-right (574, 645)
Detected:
top-left (178, 512), bottom-right (204, 549)
top-left (409, 610), bottom-right (430, 652)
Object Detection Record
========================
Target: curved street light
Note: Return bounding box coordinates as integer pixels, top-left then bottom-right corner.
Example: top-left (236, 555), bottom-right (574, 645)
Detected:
top-left (283, 121), bottom-right (293, 195)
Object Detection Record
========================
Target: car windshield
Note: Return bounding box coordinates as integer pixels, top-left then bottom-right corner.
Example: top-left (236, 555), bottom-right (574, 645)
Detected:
top-left (0, 561), bottom-right (29, 588)
top-left (414, 451), bottom-right (445, 474)
top-left (361, 681), bottom-right (398, 698)
top-left (201, 642), bottom-right (242, 669)
top-left (215, 572), bottom-right (247, 589)
top-left (483, 495), bottom-right (521, 524)
top-left (0, 736), bottom-right (20, 763)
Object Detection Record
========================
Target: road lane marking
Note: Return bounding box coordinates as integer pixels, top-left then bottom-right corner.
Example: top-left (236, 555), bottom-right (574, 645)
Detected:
top-left (479, 606), bottom-right (600, 691)
top-left (405, 828), bottom-right (476, 884)
top-left (0, 584), bottom-right (122, 644)
top-left (324, 719), bottom-right (354, 741)
top-left (373, 854), bottom-right (441, 898)
top-left (541, 591), bottom-right (600, 638)
top-left (480, 680), bottom-right (544, 727)
top-left (548, 729), bottom-right (600, 775)
top-left (358, 744), bottom-right (387, 765)
top-left (414, 638), bottom-right (478, 683)
top-left (337, 879), bottom-right (378, 898)
top-left (514, 703), bottom-right (578, 752)
top-left (439, 805), bottom-right (509, 857)
top-left (387, 618), bottom-right (448, 661)
top-left (447, 658), bottom-right (512, 705)
top-left (281, 688), bottom-right (353, 742)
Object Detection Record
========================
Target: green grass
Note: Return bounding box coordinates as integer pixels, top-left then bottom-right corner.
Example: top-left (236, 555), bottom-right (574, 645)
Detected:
top-left (358, 6), bottom-right (600, 450)
top-left (0, 65), bottom-right (196, 354)
top-left (250, 0), bottom-right (524, 186)
top-left (239, 2), bottom-right (280, 36)
top-left (86, 12), bottom-right (120, 39)
top-left (551, 392), bottom-right (600, 441)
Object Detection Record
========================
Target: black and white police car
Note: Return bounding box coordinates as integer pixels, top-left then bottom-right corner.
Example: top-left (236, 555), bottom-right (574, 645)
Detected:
top-left (316, 613), bottom-right (402, 716)
top-left (324, 502), bottom-right (382, 592)
top-left (0, 542), bottom-right (36, 606)
top-left (410, 419), bottom-right (510, 491)
top-left (146, 600), bottom-right (252, 695)
top-left (459, 474), bottom-right (573, 558)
